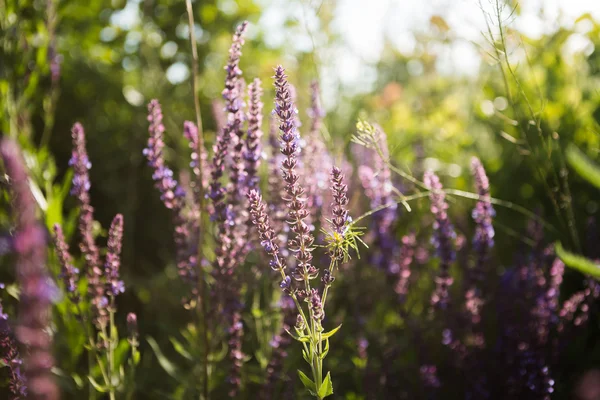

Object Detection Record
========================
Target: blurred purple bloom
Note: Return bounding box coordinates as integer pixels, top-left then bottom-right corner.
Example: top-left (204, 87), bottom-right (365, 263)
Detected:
top-left (104, 214), bottom-right (125, 297)
top-left (1, 139), bottom-right (59, 400)
top-left (424, 171), bottom-right (455, 310)
top-left (52, 224), bottom-right (80, 302)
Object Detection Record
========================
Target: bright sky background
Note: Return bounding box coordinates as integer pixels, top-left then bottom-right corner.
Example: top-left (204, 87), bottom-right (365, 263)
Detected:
top-left (255, 0), bottom-right (599, 108)
top-left (111, 0), bottom-right (599, 108)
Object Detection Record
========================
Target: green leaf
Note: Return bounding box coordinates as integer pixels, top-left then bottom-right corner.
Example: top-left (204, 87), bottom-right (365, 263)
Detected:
top-left (566, 144), bottom-right (600, 188)
top-left (285, 328), bottom-right (310, 342)
top-left (170, 337), bottom-right (193, 360)
top-left (318, 372), bottom-right (334, 398)
top-left (302, 348), bottom-right (311, 364)
top-left (320, 339), bottom-right (330, 360)
top-left (113, 339), bottom-right (130, 368)
top-left (147, 337), bottom-right (180, 380)
top-left (87, 376), bottom-right (107, 393)
top-left (321, 324), bottom-right (342, 339)
top-left (208, 339), bottom-right (228, 362)
top-left (297, 370), bottom-right (316, 393)
top-left (556, 242), bottom-right (600, 279)
top-left (132, 349), bottom-right (141, 366)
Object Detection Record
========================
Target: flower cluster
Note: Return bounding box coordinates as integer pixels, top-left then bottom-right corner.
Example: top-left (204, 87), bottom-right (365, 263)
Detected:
top-left (424, 170), bottom-right (456, 310)
top-left (247, 66), bottom-right (358, 399)
top-left (274, 66), bottom-right (317, 284)
top-left (1, 139), bottom-right (59, 400)
top-left (244, 78), bottom-right (264, 191)
top-left (52, 123), bottom-right (139, 397)
top-left (0, 293), bottom-right (27, 399)
top-left (52, 224), bottom-right (79, 302)
top-left (70, 123), bottom-right (104, 323)
top-left (144, 101), bottom-right (196, 286)
top-left (104, 214), bottom-right (125, 297)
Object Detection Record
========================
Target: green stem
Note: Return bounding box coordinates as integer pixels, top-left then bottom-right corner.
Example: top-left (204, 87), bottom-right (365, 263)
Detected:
top-left (74, 304), bottom-right (97, 400)
top-left (185, 2), bottom-right (209, 398)
top-left (107, 300), bottom-right (116, 400)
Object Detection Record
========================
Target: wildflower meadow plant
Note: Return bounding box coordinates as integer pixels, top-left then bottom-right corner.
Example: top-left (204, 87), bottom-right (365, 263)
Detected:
top-left (1, 139), bottom-right (59, 400)
top-left (247, 65), bottom-right (364, 399)
top-left (52, 124), bottom-right (140, 399)
top-left (3, 8), bottom-right (600, 400)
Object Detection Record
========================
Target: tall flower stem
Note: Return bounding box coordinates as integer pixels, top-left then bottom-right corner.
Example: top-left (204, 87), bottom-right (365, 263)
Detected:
top-left (108, 303), bottom-right (116, 400)
top-left (185, 1), bottom-right (209, 398)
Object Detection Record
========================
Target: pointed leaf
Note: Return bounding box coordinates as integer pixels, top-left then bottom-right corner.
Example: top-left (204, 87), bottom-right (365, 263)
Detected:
top-left (147, 337), bottom-right (180, 380)
top-left (566, 144), bottom-right (600, 188)
top-left (302, 348), bottom-right (311, 364)
top-left (170, 337), bottom-right (193, 360)
top-left (208, 339), bottom-right (228, 362)
top-left (321, 339), bottom-right (330, 360)
top-left (285, 328), bottom-right (310, 343)
top-left (318, 372), bottom-right (334, 398)
top-left (87, 376), bottom-right (107, 393)
top-left (297, 370), bottom-right (316, 393)
top-left (321, 324), bottom-right (342, 339)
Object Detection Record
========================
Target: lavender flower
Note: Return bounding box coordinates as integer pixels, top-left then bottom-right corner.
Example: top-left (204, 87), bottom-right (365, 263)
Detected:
top-left (144, 101), bottom-right (195, 285)
top-left (52, 224), bottom-right (80, 302)
top-left (424, 170), bottom-right (455, 310)
top-left (244, 78), bottom-right (264, 191)
top-left (1, 139), bottom-right (59, 400)
top-left (330, 166), bottom-right (349, 234)
top-left (464, 158), bottom-right (495, 344)
top-left (357, 128), bottom-right (398, 275)
top-left (273, 65), bottom-right (316, 283)
top-left (70, 123), bottom-right (104, 322)
top-left (126, 312), bottom-right (138, 345)
top-left (469, 157), bottom-right (495, 289)
top-left (420, 365), bottom-right (441, 389)
top-left (207, 22), bottom-right (249, 397)
top-left (394, 233), bottom-right (416, 304)
top-left (222, 21), bottom-right (249, 208)
top-left (309, 289), bottom-right (324, 321)
top-left (144, 101), bottom-right (186, 211)
top-left (0, 296), bottom-right (27, 399)
top-left (247, 190), bottom-right (288, 279)
top-left (105, 214), bottom-right (125, 298)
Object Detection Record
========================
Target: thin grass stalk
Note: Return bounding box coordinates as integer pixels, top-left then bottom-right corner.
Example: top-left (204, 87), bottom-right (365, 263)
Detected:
top-left (185, 1), bottom-right (209, 398)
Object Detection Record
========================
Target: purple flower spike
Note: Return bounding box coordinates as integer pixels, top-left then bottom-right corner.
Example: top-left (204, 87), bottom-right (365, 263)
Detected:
top-left (144, 100), bottom-right (186, 211)
top-left (52, 224), bottom-right (80, 302)
top-left (0, 295), bottom-right (27, 399)
top-left (222, 21), bottom-right (249, 210)
top-left (105, 214), bottom-right (125, 298)
top-left (70, 123), bottom-right (103, 320)
top-left (330, 166), bottom-right (349, 234)
top-left (424, 170), bottom-right (456, 310)
top-left (273, 65), bottom-right (316, 282)
top-left (1, 139), bottom-right (59, 400)
top-left (126, 312), bottom-right (138, 344)
top-left (464, 157), bottom-right (495, 344)
top-left (144, 101), bottom-right (195, 285)
top-left (470, 157), bottom-right (495, 285)
top-left (207, 22), bottom-right (250, 398)
top-left (395, 233), bottom-right (416, 304)
top-left (244, 78), bottom-right (264, 191)
top-left (247, 190), bottom-right (287, 279)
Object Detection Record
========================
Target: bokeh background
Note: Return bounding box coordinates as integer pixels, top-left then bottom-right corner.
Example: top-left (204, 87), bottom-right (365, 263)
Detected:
top-left (2, 0), bottom-right (600, 398)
